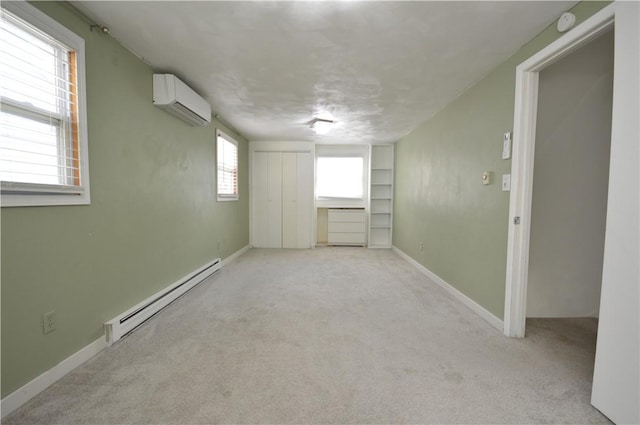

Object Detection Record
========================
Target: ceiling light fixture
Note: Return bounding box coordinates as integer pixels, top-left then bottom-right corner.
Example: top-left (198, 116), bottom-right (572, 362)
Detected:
top-left (310, 118), bottom-right (335, 135)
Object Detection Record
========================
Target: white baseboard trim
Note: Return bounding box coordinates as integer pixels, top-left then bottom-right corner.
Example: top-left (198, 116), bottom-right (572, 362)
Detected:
top-left (392, 246), bottom-right (504, 332)
top-left (1, 248), bottom-right (249, 418)
top-left (222, 245), bottom-right (250, 267)
top-left (1, 336), bottom-right (106, 418)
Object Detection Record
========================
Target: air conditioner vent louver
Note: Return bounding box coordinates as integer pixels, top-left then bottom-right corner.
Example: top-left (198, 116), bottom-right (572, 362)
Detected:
top-left (153, 74), bottom-right (211, 126)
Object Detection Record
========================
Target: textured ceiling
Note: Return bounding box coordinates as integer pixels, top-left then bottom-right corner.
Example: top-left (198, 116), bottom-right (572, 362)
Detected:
top-left (73, 1), bottom-right (576, 143)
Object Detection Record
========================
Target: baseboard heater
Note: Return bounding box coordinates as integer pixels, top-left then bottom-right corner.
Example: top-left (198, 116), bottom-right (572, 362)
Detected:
top-left (104, 258), bottom-right (221, 346)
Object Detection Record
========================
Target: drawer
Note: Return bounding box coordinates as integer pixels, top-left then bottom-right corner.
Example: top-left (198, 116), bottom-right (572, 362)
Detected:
top-left (328, 210), bottom-right (366, 223)
top-left (328, 232), bottom-right (366, 244)
top-left (328, 222), bottom-right (366, 233)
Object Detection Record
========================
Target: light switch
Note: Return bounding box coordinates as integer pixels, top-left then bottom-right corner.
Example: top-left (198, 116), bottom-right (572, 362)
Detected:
top-left (503, 132), bottom-right (512, 159)
top-left (502, 174), bottom-right (511, 191)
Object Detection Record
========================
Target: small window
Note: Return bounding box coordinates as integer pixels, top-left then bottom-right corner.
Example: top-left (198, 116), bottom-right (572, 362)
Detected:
top-left (1, 2), bottom-right (89, 207)
top-left (316, 156), bottom-right (364, 199)
top-left (216, 130), bottom-right (238, 201)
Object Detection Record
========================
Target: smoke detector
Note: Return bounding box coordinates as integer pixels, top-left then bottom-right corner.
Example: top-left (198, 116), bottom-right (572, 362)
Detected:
top-left (557, 12), bottom-right (576, 33)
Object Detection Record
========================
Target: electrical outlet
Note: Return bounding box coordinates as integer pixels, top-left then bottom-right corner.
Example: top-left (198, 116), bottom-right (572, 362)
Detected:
top-left (420, 242), bottom-right (424, 252)
top-left (43, 311), bottom-right (56, 334)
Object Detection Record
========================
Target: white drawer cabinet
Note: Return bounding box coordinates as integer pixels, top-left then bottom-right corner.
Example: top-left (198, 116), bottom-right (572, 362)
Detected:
top-left (328, 222), bottom-right (366, 233)
top-left (328, 209), bottom-right (366, 246)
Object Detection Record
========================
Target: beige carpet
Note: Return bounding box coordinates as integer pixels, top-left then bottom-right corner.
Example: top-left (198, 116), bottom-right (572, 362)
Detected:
top-left (4, 247), bottom-right (610, 424)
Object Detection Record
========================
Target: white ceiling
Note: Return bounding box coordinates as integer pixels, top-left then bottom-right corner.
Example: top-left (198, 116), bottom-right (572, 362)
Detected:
top-left (74, 1), bottom-right (576, 143)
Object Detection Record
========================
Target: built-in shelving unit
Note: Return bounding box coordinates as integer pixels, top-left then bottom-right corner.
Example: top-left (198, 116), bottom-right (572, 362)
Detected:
top-left (369, 144), bottom-right (394, 248)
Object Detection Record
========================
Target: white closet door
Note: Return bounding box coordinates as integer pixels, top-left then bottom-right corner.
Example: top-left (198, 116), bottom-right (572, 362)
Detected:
top-left (266, 152), bottom-right (283, 248)
top-left (282, 153), bottom-right (298, 248)
top-left (296, 152), bottom-right (313, 248)
top-left (251, 149), bottom-right (312, 249)
top-left (252, 152), bottom-right (269, 247)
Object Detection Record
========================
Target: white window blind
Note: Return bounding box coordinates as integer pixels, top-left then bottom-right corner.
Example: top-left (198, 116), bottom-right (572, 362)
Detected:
top-left (316, 156), bottom-right (364, 199)
top-left (1, 2), bottom-right (89, 206)
top-left (217, 130), bottom-right (238, 201)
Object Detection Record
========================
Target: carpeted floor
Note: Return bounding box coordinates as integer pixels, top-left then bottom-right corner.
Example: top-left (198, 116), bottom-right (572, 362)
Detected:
top-left (4, 248), bottom-right (610, 424)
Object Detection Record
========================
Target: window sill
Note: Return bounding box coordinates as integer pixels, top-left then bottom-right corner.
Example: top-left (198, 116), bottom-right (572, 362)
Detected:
top-left (316, 198), bottom-right (367, 209)
top-left (1, 192), bottom-right (91, 207)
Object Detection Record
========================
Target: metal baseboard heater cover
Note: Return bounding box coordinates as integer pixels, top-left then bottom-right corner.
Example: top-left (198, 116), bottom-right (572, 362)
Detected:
top-left (104, 258), bottom-right (221, 346)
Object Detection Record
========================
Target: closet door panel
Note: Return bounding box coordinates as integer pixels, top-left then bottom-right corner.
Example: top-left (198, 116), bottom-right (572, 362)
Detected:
top-left (282, 153), bottom-right (298, 248)
top-left (296, 152), bottom-right (313, 248)
top-left (252, 152), bottom-right (269, 247)
top-left (267, 152), bottom-right (282, 248)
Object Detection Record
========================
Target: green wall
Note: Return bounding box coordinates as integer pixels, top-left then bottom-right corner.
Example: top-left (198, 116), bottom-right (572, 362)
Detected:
top-left (1, 1), bottom-right (249, 397)
top-left (393, 1), bottom-right (610, 319)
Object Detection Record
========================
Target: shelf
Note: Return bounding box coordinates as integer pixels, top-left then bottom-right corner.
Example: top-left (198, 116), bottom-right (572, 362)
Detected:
top-left (371, 145), bottom-right (394, 169)
top-left (371, 199), bottom-right (391, 213)
top-left (371, 184), bottom-right (391, 199)
top-left (369, 227), bottom-right (391, 247)
top-left (371, 169), bottom-right (392, 185)
top-left (370, 214), bottom-right (390, 227)
top-left (369, 145), bottom-right (393, 249)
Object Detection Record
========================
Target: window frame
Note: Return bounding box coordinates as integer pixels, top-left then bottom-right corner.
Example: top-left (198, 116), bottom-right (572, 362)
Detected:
top-left (216, 129), bottom-right (239, 202)
top-left (1, 1), bottom-right (90, 207)
top-left (316, 156), bottom-right (365, 200)
top-left (315, 145), bottom-right (369, 208)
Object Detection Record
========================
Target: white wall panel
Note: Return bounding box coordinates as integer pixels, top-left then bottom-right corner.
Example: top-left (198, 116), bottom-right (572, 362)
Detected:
top-left (282, 153), bottom-right (298, 248)
top-left (591, 3), bottom-right (640, 423)
top-left (267, 152), bottom-right (282, 248)
top-left (252, 152), bottom-right (269, 247)
top-left (250, 143), bottom-right (314, 249)
top-left (296, 152), bottom-right (313, 249)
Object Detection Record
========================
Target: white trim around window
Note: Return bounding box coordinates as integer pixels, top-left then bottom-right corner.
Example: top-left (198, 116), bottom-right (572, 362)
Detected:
top-left (216, 129), bottom-right (239, 201)
top-left (0, 1), bottom-right (90, 207)
top-left (315, 145), bottom-right (369, 208)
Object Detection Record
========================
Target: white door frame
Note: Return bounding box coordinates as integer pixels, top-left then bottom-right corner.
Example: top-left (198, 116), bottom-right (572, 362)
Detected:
top-left (503, 4), bottom-right (615, 338)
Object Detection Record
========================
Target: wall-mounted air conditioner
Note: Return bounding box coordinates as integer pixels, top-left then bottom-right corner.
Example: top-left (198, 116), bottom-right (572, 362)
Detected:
top-left (153, 74), bottom-right (211, 126)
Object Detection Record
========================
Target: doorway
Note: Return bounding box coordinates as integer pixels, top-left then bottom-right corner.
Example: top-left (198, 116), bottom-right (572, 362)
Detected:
top-left (526, 29), bottom-right (613, 322)
top-left (505, 3), bottom-right (639, 423)
top-left (522, 30), bottom-right (613, 388)
top-left (503, 6), bottom-right (615, 338)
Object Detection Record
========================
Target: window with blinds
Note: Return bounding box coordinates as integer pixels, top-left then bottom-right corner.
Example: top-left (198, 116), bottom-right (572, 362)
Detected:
top-left (0, 2), bottom-right (89, 207)
top-left (316, 156), bottom-right (364, 199)
top-left (216, 130), bottom-right (238, 201)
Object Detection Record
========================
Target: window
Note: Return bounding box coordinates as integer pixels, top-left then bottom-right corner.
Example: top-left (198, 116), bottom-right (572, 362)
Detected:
top-left (1, 2), bottom-right (89, 207)
top-left (216, 130), bottom-right (238, 201)
top-left (316, 156), bottom-right (364, 199)
top-left (315, 145), bottom-right (368, 208)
